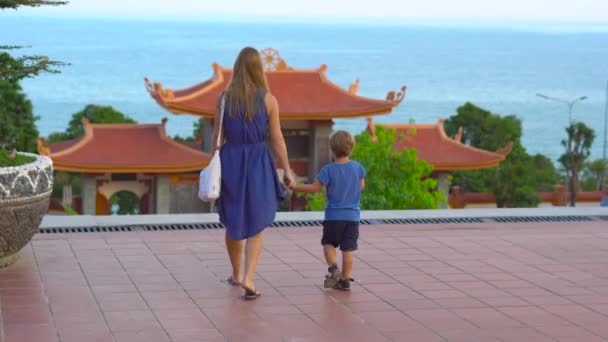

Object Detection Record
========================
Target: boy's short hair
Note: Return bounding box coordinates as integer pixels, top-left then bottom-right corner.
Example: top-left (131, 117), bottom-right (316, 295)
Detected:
top-left (330, 130), bottom-right (355, 158)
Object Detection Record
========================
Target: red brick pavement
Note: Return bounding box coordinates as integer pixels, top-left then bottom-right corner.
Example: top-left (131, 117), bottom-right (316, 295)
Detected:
top-left (1, 222), bottom-right (608, 341)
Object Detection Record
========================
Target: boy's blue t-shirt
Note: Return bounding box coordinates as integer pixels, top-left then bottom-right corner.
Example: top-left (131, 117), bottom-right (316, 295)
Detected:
top-left (317, 161), bottom-right (366, 222)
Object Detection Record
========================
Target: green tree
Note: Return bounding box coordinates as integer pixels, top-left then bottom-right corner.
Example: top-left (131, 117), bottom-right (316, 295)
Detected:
top-left (110, 191), bottom-right (139, 215)
top-left (581, 159), bottom-right (607, 191)
top-left (1, 1), bottom-right (68, 82)
top-left (305, 126), bottom-right (444, 210)
top-left (445, 103), bottom-right (558, 207)
top-left (560, 122), bottom-right (595, 206)
top-left (48, 104), bottom-right (137, 143)
top-left (173, 119), bottom-right (205, 145)
top-left (490, 142), bottom-right (540, 208)
top-left (0, 80), bottom-right (39, 152)
top-left (531, 153), bottom-right (561, 192)
top-left (444, 102), bottom-right (521, 151)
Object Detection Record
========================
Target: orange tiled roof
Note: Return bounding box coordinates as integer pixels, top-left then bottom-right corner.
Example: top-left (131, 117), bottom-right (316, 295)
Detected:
top-left (144, 48), bottom-right (406, 120)
top-left (39, 119), bottom-right (209, 173)
top-left (367, 118), bottom-right (512, 171)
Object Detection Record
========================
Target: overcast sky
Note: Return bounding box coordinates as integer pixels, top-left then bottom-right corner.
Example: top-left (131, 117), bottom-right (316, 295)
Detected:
top-left (10, 0), bottom-right (608, 23)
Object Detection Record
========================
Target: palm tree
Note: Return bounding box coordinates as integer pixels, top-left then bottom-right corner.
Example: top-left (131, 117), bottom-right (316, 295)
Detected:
top-left (559, 122), bottom-right (596, 206)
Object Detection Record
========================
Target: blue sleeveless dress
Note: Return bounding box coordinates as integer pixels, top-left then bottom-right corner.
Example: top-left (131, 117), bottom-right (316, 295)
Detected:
top-left (217, 92), bottom-right (285, 240)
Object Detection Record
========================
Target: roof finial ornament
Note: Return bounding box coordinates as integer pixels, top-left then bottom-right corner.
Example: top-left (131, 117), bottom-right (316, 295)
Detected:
top-left (144, 77), bottom-right (154, 93)
top-left (496, 141), bottom-right (514, 156)
top-left (260, 47), bottom-right (289, 71)
top-left (386, 85), bottom-right (408, 105)
top-left (366, 117), bottom-right (378, 142)
top-left (349, 78), bottom-right (360, 95)
top-left (161, 117), bottom-right (168, 126)
top-left (37, 137), bottom-right (51, 156)
top-left (454, 127), bottom-right (463, 142)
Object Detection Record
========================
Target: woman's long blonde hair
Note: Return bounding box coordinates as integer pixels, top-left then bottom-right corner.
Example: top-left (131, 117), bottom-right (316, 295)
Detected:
top-left (223, 47), bottom-right (270, 121)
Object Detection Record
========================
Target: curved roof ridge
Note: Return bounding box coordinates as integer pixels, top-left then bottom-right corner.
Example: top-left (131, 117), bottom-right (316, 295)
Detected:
top-left (145, 58), bottom-right (407, 120)
top-left (366, 117), bottom-right (511, 171)
top-left (42, 119), bottom-right (210, 173)
top-left (432, 120), bottom-right (507, 158)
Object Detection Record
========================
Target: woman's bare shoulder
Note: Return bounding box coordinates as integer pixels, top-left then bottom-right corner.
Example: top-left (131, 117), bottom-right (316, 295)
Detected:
top-left (264, 92), bottom-right (278, 109)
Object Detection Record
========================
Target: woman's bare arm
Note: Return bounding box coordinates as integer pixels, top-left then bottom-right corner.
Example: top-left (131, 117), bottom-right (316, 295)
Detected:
top-left (291, 180), bottom-right (323, 193)
top-left (210, 94), bottom-right (224, 154)
top-left (265, 93), bottom-right (293, 185)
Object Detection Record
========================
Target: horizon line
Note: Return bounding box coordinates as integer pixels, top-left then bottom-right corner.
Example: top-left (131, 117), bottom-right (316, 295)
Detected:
top-left (4, 11), bottom-right (608, 33)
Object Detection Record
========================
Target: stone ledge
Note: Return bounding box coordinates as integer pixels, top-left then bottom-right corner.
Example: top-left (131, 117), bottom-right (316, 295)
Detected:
top-left (41, 207), bottom-right (608, 229)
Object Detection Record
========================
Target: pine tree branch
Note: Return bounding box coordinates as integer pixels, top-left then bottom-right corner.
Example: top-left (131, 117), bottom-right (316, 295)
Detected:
top-left (0, 52), bottom-right (69, 83)
top-left (0, 0), bottom-right (68, 9)
top-left (0, 45), bottom-right (29, 50)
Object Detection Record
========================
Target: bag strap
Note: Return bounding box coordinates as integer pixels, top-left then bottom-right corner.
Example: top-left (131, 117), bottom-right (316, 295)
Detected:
top-left (216, 93), bottom-right (226, 149)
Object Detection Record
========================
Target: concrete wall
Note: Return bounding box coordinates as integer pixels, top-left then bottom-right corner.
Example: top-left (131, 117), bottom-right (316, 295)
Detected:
top-left (169, 183), bottom-right (210, 213)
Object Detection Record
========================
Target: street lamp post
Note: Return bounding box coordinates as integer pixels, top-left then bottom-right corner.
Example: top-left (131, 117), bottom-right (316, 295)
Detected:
top-left (602, 81), bottom-right (608, 193)
top-left (536, 93), bottom-right (588, 206)
top-left (536, 94), bottom-right (588, 123)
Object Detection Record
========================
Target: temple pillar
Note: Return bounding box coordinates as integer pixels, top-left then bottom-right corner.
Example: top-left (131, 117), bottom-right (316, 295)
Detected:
top-left (156, 175), bottom-right (170, 214)
top-left (202, 118), bottom-right (214, 153)
top-left (309, 120), bottom-right (333, 180)
top-left (62, 184), bottom-right (73, 206)
top-left (81, 174), bottom-right (97, 215)
top-left (436, 173), bottom-right (451, 209)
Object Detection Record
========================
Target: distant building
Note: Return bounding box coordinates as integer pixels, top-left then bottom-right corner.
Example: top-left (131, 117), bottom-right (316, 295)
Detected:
top-left (366, 118), bottom-right (512, 207)
top-left (39, 119), bottom-right (210, 215)
top-left (145, 48), bottom-right (406, 209)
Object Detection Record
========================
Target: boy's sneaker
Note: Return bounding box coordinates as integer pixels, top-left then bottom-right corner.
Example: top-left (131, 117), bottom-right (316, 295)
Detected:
top-left (333, 278), bottom-right (351, 291)
top-left (324, 265), bottom-right (341, 288)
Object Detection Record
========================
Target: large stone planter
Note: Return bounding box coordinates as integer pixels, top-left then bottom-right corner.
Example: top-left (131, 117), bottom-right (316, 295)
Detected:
top-left (0, 153), bottom-right (53, 268)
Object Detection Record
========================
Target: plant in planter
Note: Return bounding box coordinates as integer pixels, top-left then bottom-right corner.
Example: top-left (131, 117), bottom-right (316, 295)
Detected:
top-left (0, 150), bottom-right (53, 267)
top-left (0, 149), bottom-right (53, 267)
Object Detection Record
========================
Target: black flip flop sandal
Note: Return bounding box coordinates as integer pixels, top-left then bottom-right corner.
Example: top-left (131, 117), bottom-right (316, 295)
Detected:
top-left (224, 276), bottom-right (241, 286)
top-left (241, 286), bottom-right (261, 300)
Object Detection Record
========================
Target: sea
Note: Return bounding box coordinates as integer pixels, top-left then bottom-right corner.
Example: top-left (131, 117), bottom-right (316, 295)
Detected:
top-left (2, 15), bottom-right (608, 161)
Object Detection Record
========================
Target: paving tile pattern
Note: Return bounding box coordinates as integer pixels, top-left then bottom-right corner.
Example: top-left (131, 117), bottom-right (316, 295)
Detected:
top-left (1, 222), bottom-right (608, 341)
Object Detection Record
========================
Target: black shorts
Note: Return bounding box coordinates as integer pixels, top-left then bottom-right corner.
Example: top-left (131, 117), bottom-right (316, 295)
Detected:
top-left (321, 221), bottom-right (359, 252)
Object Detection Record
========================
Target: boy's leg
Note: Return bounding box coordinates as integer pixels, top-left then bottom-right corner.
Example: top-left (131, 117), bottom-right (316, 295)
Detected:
top-left (323, 244), bottom-right (340, 288)
top-left (322, 222), bottom-right (342, 288)
top-left (322, 222), bottom-right (340, 270)
top-left (323, 244), bottom-right (338, 267)
top-left (341, 251), bottom-right (354, 280)
top-left (334, 222), bottom-right (358, 291)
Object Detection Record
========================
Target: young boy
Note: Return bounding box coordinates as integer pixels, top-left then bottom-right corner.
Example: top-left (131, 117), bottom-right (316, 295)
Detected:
top-left (290, 131), bottom-right (365, 291)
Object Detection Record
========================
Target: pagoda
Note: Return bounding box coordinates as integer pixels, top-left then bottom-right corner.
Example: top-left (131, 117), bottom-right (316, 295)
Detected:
top-left (366, 118), bottom-right (512, 207)
top-left (38, 119), bottom-right (210, 215)
top-left (145, 48), bottom-right (406, 182)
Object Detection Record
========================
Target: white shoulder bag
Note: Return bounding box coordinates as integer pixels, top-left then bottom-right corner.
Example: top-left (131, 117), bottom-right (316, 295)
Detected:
top-left (198, 94), bottom-right (225, 202)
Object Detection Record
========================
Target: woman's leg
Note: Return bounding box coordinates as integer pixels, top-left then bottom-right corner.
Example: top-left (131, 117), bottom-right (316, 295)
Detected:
top-left (242, 230), bottom-right (264, 291)
top-left (225, 232), bottom-right (244, 283)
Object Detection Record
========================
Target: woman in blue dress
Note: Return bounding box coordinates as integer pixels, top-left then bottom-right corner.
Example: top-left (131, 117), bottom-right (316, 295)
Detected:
top-left (212, 47), bottom-right (293, 300)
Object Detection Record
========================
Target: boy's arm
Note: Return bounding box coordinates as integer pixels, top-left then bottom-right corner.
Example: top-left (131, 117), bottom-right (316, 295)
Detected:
top-left (360, 178), bottom-right (365, 190)
top-left (290, 180), bottom-right (324, 193)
